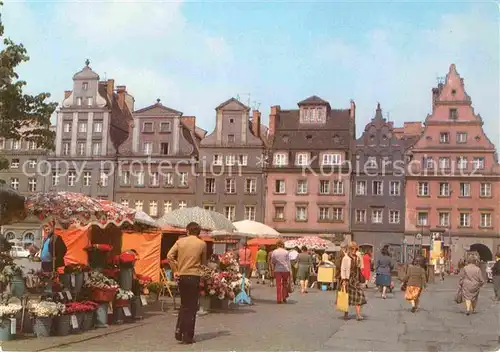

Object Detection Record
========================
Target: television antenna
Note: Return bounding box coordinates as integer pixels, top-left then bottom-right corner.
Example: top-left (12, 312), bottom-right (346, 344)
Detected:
top-left (236, 93), bottom-right (251, 108)
top-left (436, 76), bottom-right (445, 85)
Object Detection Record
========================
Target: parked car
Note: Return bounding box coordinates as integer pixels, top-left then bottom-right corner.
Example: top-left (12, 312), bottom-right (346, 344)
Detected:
top-left (9, 245), bottom-right (30, 258)
top-left (486, 261), bottom-right (495, 282)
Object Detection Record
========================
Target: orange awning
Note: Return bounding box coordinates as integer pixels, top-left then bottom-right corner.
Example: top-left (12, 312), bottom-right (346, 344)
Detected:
top-left (248, 238), bottom-right (280, 246)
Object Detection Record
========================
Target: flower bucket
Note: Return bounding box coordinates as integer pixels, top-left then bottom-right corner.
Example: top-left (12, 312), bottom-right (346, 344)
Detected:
top-left (119, 268), bottom-right (133, 291)
top-left (54, 315), bottom-right (71, 336)
top-left (73, 272), bottom-right (84, 294)
top-left (131, 296), bottom-right (143, 320)
top-left (210, 297), bottom-right (229, 310)
top-left (10, 275), bottom-right (25, 297)
top-left (112, 307), bottom-right (124, 325)
top-left (60, 273), bottom-right (71, 290)
top-left (199, 295), bottom-right (211, 311)
top-left (82, 311), bottom-right (94, 331)
top-left (95, 304), bottom-right (108, 328)
top-left (114, 299), bottom-right (129, 308)
top-left (0, 319), bottom-right (12, 341)
top-left (88, 251), bottom-right (107, 270)
top-left (74, 312), bottom-right (85, 332)
top-left (89, 287), bottom-right (117, 302)
top-left (33, 316), bottom-right (53, 337)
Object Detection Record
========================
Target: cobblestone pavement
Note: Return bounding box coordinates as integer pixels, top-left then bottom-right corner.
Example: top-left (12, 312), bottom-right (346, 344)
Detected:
top-left (6, 277), bottom-right (500, 351)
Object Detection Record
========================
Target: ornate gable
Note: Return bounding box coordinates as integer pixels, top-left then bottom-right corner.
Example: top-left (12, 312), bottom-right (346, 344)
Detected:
top-left (134, 99), bottom-right (182, 117)
top-left (215, 97), bottom-right (249, 111)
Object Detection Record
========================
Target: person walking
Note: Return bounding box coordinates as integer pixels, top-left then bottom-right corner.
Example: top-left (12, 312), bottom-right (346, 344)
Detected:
top-left (238, 243), bottom-right (252, 279)
top-left (437, 253), bottom-right (446, 281)
top-left (255, 246), bottom-right (267, 284)
top-left (289, 246), bottom-right (299, 285)
top-left (403, 256), bottom-right (427, 313)
top-left (458, 255), bottom-right (485, 316)
top-left (340, 241), bottom-right (367, 321)
top-left (297, 246), bottom-right (313, 294)
top-left (267, 247), bottom-right (275, 287)
top-left (362, 249), bottom-right (372, 288)
top-left (271, 240), bottom-right (291, 304)
top-left (375, 245), bottom-right (394, 299)
top-left (167, 222), bottom-right (207, 344)
top-left (492, 252), bottom-right (500, 301)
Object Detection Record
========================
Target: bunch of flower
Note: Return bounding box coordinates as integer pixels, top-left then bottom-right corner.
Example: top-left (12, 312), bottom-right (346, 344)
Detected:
top-left (63, 264), bottom-right (91, 274)
top-left (29, 301), bottom-right (66, 317)
top-left (102, 268), bottom-right (119, 279)
top-left (116, 288), bottom-right (134, 300)
top-left (136, 274), bottom-right (152, 288)
top-left (218, 252), bottom-right (239, 273)
top-left (107, 255), bottom-right (120, 267)
top-left (203, 271), bottom-right (234, 300)
top-left (83, 271), bottom-right (118, 290)
top-left (0, 263), bottom-right (24, 284)
top-left (0, 304), bottom-right (22, 319)
top-left (84, 244), bottom-right (113, 252)
top-left (119, 252), bottom-right (136, 264)
top-left (229, 276), bottom-right (251, 293)
top-left (64, 301), bottom-right (98, 314)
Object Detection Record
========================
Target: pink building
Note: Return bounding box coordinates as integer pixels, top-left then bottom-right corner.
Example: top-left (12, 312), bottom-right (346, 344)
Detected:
top-left (264, 96), bottom-right (355, 240)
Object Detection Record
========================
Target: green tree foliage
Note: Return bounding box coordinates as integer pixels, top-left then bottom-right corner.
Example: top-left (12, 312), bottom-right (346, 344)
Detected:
top-left (0, 2), bottom-right (56, 171)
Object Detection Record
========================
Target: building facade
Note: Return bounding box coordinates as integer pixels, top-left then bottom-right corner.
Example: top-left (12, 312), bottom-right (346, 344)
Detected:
top-left (351, 104), bottom-right (420, 257)
top-left (48, 60), bottom-right (133, 201)
top-left (196, 98), bottom-right (267, 222)
top-left (405, 64), bottom-right (500, 264)
top-left (116, 99), bottom-right (202, 217)
top-left (265, 96), bottom-right (355, 240)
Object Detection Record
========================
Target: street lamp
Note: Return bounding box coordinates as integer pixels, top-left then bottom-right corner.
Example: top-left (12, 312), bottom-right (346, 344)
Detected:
top-left (415, 233), bottom-right (422, 257)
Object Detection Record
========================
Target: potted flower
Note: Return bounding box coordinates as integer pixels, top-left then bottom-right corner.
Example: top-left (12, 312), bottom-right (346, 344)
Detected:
top-left (1, 263), bottom-right (25, 297)
top-left (29, 301), bottom-right (65, 337)
top-left (61, 264), bottom-right (88, 294)
top-left (52, 302), bottom-right (72, 336)
top-left (114, 288), bottom-right (134, 307)
top-left (64, 301), bottom-right (98, 332)
top-left (118, 251), bottom-right (136, 291)
top-left (0, 296), bottom-right (22, 341)
top-left (84, 244), bottom-right (113, 269)
top-left (84, 271), bottom-right (119, 302)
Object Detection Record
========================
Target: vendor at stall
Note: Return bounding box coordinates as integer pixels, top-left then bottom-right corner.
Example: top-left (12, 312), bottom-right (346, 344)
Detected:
top-left (41, 229), bottom-right (67, 272)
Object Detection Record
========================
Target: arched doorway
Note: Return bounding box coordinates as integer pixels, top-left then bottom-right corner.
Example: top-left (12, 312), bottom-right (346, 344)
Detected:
top-left (5, 232), bottom-right (15, 241)
top-left (23, 232), bottom-right (35, 248)
top-left (470, 243), bottom-right (493, 262)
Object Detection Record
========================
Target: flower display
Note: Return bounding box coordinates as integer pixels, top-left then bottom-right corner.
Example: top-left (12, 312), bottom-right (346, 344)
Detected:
top-left (84, 244), bottom-right (113, 252)
top-left (218, 252), bottom-right (240, 272)
top-left (116, 288), bottom-right (134, 300)
top-left (102, 268), bottom-right (119, 279)
top-left (0, 304), bottom-right (22, 319)
top-left (63, 264), bottom-right (90, 274)
top-left (0, 263), bottom-right (24, 284)
top-left (119, 252), bottom-right (136, 263)
top-left (107, 255), bottom-right (120, 266)
top-left (29, 301), bottom-right (65, 317)
top-left (64, 301), bottom-right (98, 314)
top-left (83, 271), bottom-right (119, 290)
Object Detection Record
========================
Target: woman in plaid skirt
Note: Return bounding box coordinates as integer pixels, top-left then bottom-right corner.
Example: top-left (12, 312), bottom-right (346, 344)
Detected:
top-left (340, 241), bottom-right (367, 321)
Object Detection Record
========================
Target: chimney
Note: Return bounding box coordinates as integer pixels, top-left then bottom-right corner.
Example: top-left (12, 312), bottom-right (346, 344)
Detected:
top-left (64, 90), bottom-right (72, 99)
top-left (251, 110), bottom-right (261, 138)
top-left (349, 100), bottom-right (356, 119)
top-left (107, 79), bottom-right (115, 99)
top-left (181, 116), bottom-right (196, 131)
top-left (116, 85), bottom-right (126, 110)
top-left (269, 105), bottom-right (280, 137)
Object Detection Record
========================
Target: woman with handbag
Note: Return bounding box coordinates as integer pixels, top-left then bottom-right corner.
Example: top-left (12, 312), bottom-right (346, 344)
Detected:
top-left (339, 242), bottom-right (367, 321)
top-left (402, 256), bottom-right (427, 313)
top-left (376, 245), bottom-right (394, 299)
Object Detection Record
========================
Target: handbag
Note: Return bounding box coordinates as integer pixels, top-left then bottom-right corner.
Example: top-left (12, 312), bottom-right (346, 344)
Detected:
top-left (336, 284), bottom-right (349, 312)
top-left (287, 277), bottom-right (295, 293)
top-left (455, 288), bottom-right (463, 304)
top-left (401, 282), bottom-right (407, 291)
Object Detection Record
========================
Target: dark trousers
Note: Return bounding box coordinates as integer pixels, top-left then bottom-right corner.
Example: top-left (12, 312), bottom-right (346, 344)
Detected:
top-left (175, 275), bottom-right (200, 342)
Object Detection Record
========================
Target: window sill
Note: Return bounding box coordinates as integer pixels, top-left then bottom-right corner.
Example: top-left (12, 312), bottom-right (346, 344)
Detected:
top-left (225, 192), bottom-right (237, 195)
top-left (204, 192), bottom-right (216, 195)
top-left (273, 218), bottom-right (286, 222)
top-left (479, 195), bottom-right (493, 199)
top-left (388, 222), bottom-right (401, 225)
top-left (458, 196), bottom-right (472, 199)
top-left (135, 185), bottom-right (145, 188)
top-left (417, 195), bottom-right (430, 198)
top-left (318, 219), bottom-right (344, 223)
top-left (244, 192), bottom-right (257, 195)
top-left (178, 185), bottom-right (189, 189)
top-left (318, 192), bottom-right (331, 196)
top-left (273, 192), bottom-right (287, 195)
top-left (479, 226), bottom-right (493, 229)
top-left (163, 184), bottom-right (174, 188)
top-left (150, 185), bottom-right (160, 188)
top-left (417, 224), bottom-right (430, 228)
top-left (296, 193), bottom-right (309, 196)
top-left (295, 219), bottom-right (308, 223)
top-left (332, 193), bottom-right (345, 196)
top-left (437, 195), bottom-right (451, 198)
top-left (371, 222), bottom-right (383, 225)
top-left (436, 225), bottom-right (450, 228)
top-left (458, 226), bottom-right (472, 229)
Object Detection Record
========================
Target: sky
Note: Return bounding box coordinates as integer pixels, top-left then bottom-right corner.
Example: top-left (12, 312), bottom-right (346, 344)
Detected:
top-left (2, 1), bottom-right (499, 148)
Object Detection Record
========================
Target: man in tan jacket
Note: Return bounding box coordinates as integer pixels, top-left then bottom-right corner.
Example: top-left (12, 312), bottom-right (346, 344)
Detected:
top-left (167, 222), bottom-right (207, 344)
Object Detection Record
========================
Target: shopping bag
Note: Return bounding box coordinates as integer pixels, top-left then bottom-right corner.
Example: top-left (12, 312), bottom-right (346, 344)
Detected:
top-left (336, 286), bottom-right (349, 312)
top-left (288, 277), bottom-right (295, 293)
top-left (455, 288), bottom-right (463, 304)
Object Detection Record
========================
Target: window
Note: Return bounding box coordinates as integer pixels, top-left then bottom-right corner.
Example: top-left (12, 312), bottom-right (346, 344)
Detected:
top-left (373, 181), bottom-right (383, 195)
top-left (472, 157), bottom-right (485, 170)
top-left (0, 139), bottom-right (4, 149)
top-left (480, 213), bottom-right (492, 228)
top-left (449, 108), bottom-right (458, 120)
top-left (76, 97), bottom-right (82, 106)
top-left (179, 201), bottom-right (187, 209)
top-left (136, 171), bottom-right (145, 186)
top-left (213, 155), bottom-right (222, 166)
top-left (28, 178), bottom-right (37, 192)
top-left (273, 153), bottom-right (287, 167)
top-left (457, 132), bottom-right (467, 143)
top-left (439, 182), bottom-right (450, 197)
top-left (28, 159), bottom-right (36, 168)
top-left (10, 178), bottom-right (19, 190)
top-left (83, 172), bottom-right (91, 186)
top-left (87, 97), bottom-right (93, 106)
top-left (274, 206), bottom-right (285, 220)
top-left (296, 206), bottom-right (307, 221)
top-left (160, 122), bottom-right (171, 132)
top-left (333, 180), bottom-right (344, 195)
top-left (203, 205), bottom-right (215, 212)
top-left (332, 208), bottom-right (343, 221)
top-left (205, 178), bottom-right (216, 193)
top-left (143, 122), bottom-right (153, 132)
top-left (160, 143), bottom-right (169, 155)
top-left (143, 142), bottom-right (153, 155)
top-left (457, 156), bottom-right (467, 170)
top-left (297, 180), bottom-right (308, 194)
top-left (440, 132), bottom-right (450, 144)
top-left (225, 178), bottom-right (236, 193)
top-left (224, 206), bottom-right (235, 221)
top-left (389, 181), bottom-right (400, 196)
top-left (319, 207), bottom-right (330, 221)
top-left (164, 173), bottom-right (173, 186)
top-left (296, 153), bottom-right (309, 166)
top-left (356, 181), bottom-right (367, 195)
top-left (52, 171), bottom-right (60, 186)
top-left (99, 171), bottom-right (108, 187)
top-left (179, 172), bottom-right (188, 187)
top-left (322, 153), bottom-right (341, 166)
top-left (11, 140), bottom-right (19, 150)
top-left (355, 209), bottom-right (366, 223)
top-left (480, 183), bottom-right (492, 197)
top-left (27, 141), bottom-right (37, 150)
top-left (164, 201), bottom-right (172, 214)
top-left (372, 209), bottom-right (383, 224)
top-left (135, 200), bottom-right (144, 212)
top-left (68, 171), bottom-right (76, 187)
top-left (275, 180), bottom-right (285, 194)
top-left (238, 155), bottom-right (248, 166)
top-left (227, 134), bottom-right (235, 144)
top-left (319, 180), bottom-right (330, 194)
top-left (300, 107), bottom-right (326, 123)
top-left (78, 122), bottom-right (87, 133)
top-left (10, 159), bottom-right (19, 168)
top-left (439, 157), bottom-right (450, 169)
top-left (94, 122), bottom-right (102, 133)
top-left (439, 212), bottom-right (450, 227)
top-left (121, 199), bottom-right (129, 208)
top-left (423, 157), bottom-right (434, 169)
top-left (92, 142), bottom-right (101, 156)
top-left (245, 179), bottom-right (256, 194)
top-left (63, 122), bottom-right (72, 133)
top-left (418, 182), bottom-right (429, 196)
top-left (62, 143), bottom-right (70, 156)
top-left (149, 201), bottom-right (158, 217)
top-left (459, 183), bottom-right (471, 197)
top-left (77, 142), bottom-right (86, 156)
top-left (367, 157), bottom-right (377, 168)
top-left (389, 210), bottom-right (400, 224)
top-left (225, 155), bottom-right (235, 166)
top-left (417, 212), bottom-right (428, 226)
top-left (82, 82), bottom-right (88, 90)
top-left (150, 172), bottom-right (159, 186)
top-left (122, 171), bottom-right (130, 185)
top-left (459, 213), bottom-right (470, 227)
top-left (244, 206), bottom-right (256, 221)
